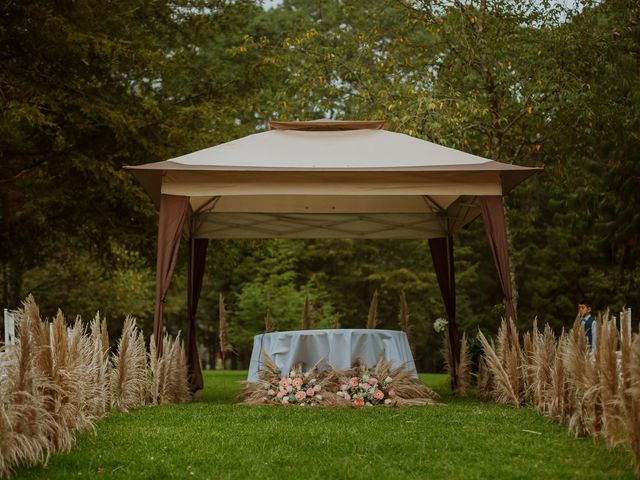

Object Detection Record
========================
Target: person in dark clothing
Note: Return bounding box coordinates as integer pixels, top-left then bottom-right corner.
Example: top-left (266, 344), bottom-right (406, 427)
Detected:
top-left (578, 300), bottom-right (595, 352)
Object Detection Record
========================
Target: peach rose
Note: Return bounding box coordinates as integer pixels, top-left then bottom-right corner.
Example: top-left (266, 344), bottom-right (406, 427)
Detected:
top-left (267, 389), bottom-right (276, 396)
top-left (295, 391), bottom-right (307, 401)
top-left (292, 377), bottom-right (304, 388)
top-left (349, 377), bottom-right (360, 387)
top-left (388, 388), bottom-right (396, 398)
top-left (368, 377), bottom-right (378, 385)
top-left (353, 397), bottom-right (365, 407)
top-left (276, 391), bottom-right (285, 399)
top-left (306, 388), bottom-right (315, 397)
top-left (373, 389), bottom-right (385, 400)
top-left (279, 378), bottom-right (289, 388)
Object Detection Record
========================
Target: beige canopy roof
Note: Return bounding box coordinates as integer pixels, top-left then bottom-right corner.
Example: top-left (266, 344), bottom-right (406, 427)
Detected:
top-left (126, 120), bottom-right (541, 240)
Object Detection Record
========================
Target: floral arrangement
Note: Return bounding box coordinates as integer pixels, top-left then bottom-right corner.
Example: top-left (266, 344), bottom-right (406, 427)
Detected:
top-left (433, 317), bottom-right (448, 333)
top-left (239, 353), bottom-right (437, 408)
top-left (266, 367), bottom-right (323, 406)
top-left (336, 373), bottom-right (395, 407)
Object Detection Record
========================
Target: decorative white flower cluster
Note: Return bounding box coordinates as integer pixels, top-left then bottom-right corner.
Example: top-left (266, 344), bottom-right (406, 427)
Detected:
top-left (336, 373), bottom-right (395, 407)
top-left (266, 369), bottom-right (322, 406)
top-left (433, 317), bottom-right (449, 333)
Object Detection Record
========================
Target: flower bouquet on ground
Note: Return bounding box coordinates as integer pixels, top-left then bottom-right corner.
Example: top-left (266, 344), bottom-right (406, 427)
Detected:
top-left (333, 355), bottom-right (439, 407)
top-left (239, 353), bottom-right (343, 406)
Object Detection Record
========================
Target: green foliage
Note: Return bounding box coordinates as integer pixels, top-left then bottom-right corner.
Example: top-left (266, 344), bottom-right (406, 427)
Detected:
top-left (2, 0), bottom-right (638, 373)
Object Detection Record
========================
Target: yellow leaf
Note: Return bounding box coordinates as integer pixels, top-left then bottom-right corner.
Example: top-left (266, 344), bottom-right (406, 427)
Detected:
top-left (527, 106), bottom-right (533, 114)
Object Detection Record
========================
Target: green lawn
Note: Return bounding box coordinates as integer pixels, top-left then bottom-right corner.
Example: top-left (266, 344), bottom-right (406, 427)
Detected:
top-left (12, 371), bottom-right (637, 479)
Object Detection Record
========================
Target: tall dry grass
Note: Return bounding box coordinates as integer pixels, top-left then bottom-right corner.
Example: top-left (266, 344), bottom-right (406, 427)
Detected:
top-left (442, 328), bottom-right (471, 396)
top-left (477, 317), bottom-right (524, 406)
top-left (111, 317), bottom-right (147, 412)
top-left (1, 296), bottom-right (192, 477)
top-left (456, 332), bottom-right (472, 396)
top-left (218, 293), bottom-right (234, 362)
top-left (149, 333), bottom-right (190, 405)
top-left (620, 310), bottom-right (640, 472)
top-left (398, 291), bottom-right (416, 357)
top-left (479, 310), bottom-right (640, 471)
top-left (0, 296), bottom-right (57, 477)
top-left (366, 290), bottom-right (379, 329)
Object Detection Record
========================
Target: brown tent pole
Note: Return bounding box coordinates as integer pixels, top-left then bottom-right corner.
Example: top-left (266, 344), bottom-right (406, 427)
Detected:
top-left (478, 196), bottom-right (517, 328)
top-left (153, 194), bottom-right (189, 355)
top-left (429, 235), bottom-right (459, 392)
top-left (187, 237), bottom-right (208, 391)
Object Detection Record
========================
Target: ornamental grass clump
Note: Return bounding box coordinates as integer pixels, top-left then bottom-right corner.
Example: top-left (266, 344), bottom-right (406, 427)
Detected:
top-left (477, 317), bottom-right (524, 406)
top-left (111, 316), bottom-right (147, 412)
top-left (1, 296), bottom-right (193, 477)
top-left (149, 333), bottom-right (190, 405)
top-left (0, 296), bottom-right (57, 477)
top-left (480, 311), bottom-right (640, 472)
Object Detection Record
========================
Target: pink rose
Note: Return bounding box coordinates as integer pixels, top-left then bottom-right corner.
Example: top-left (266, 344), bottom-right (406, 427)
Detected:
top-left (349, 377), bottom-right (360, 387)
top-left (286, 385), bottom-right (293, 393)
top-left (295, 391), bottom-right (307, 401)
top-left (388, 388), bottom-right (396, 398)
top-left (279, 378), bottom-right (289, 388)
top-left (314, 385), bottom-right (322, 392)
top-left (277, 391), bottom-right (285, 399)
top-left (306, 388), bottom-right (315, 397)
top-left (292, 377), bottom-right (304, 388)
top-left (267, 389), bottom-right (276, 396)
top-left (353, 397), bottom-right (365, 407)
top-left (373, 389), bottom-right (385, 400)
top-left (368, 377), bottom-right (378, 385)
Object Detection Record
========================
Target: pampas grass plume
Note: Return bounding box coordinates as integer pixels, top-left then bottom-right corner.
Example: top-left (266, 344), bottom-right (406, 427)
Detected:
top-left (367, 290), bottom-right (379, 329)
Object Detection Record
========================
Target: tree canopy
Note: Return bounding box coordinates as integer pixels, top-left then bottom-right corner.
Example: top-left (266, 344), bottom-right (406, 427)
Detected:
top-left (1, 0), bottom-right (637, 371)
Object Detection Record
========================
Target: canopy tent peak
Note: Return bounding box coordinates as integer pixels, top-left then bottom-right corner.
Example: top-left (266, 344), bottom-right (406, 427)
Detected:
top-left (268, 119), bottom-right (386, 131)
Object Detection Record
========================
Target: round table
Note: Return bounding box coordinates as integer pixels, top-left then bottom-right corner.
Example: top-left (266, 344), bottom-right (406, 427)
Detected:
top-left (247, 328), bottom-right (417, 382)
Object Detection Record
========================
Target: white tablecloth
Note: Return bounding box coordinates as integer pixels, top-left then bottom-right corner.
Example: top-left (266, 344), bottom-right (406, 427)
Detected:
top-left (247, 328), bottom-right (417, 382)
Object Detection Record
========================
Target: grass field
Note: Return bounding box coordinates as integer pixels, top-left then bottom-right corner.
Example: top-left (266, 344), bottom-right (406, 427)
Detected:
top-left (11, 371), bottom-right (637, 479)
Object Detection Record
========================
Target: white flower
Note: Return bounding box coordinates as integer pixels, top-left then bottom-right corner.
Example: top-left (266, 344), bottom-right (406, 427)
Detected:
top-left (433, 317), bottom-right (448, 333)
top-left (384, 376), bottom-right (393, 383)
top-left (384, 399), bottom-right (392, 405)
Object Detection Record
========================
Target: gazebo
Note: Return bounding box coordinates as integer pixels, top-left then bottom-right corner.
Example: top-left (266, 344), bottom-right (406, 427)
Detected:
top-left (125, 119), bottom-right (542, 391)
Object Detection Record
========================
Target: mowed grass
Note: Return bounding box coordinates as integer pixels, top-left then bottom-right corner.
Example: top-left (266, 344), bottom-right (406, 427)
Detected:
top-left (12, 371), bottom-right (637, 479)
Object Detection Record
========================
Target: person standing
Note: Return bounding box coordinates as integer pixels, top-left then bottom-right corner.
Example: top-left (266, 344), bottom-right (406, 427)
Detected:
top-left (578, 300), bottom-right (595, 352)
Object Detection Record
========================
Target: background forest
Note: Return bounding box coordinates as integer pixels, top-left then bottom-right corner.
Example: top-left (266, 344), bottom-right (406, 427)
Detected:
top-left (1, 0), bottom-right (638, 372)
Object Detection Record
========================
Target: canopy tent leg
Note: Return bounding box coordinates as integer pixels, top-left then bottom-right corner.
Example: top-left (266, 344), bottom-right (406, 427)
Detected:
top-left (187, 238), bottom-right (208, 391)
top-left (429, 235), bottom-right (459, 392)
top-left (153, 194), bottom-right (190, 355)
top-left (478, 196), bottom-right (517, 335)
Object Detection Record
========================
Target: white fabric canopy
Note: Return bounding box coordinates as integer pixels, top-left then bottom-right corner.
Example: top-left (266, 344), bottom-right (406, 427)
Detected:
top-left (126, 120), bottom-right (541, 239)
